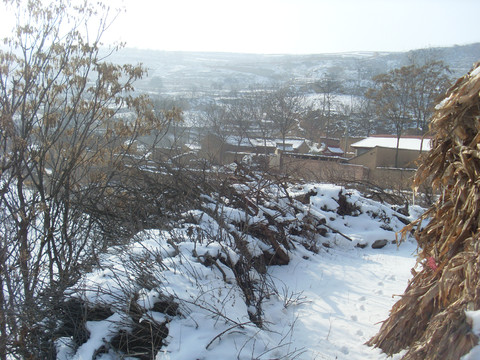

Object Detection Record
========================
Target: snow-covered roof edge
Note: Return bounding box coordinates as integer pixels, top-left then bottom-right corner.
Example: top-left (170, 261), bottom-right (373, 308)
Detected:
top-left (351, 136), bottom-right (432, 152)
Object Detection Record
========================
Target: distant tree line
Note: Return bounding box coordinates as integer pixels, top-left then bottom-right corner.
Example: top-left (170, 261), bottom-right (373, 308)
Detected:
top-left (197, 57), bottom-right (451, 150)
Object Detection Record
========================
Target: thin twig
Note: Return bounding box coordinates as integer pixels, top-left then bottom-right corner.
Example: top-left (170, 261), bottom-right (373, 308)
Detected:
top-left (205, 321), bottom-right (252, 349)
top-left (323, 223), bottom-right (353, 241)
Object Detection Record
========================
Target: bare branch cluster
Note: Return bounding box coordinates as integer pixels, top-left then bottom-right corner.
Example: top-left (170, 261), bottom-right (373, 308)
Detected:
top-left (0, 1), bottom-right (183, 358)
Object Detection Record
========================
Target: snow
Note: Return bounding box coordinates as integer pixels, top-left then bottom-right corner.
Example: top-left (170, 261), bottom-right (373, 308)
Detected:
top-left (263, 242), bottom-right (416, 359)
top-left (73, 313), bottom-right (124, 360)
top-left (155, 243), bottom-right (416, 360)
top-left (351, 136), bottom-right (432, 152)
top-left (224, 136), bottom-right (277, 148)
top-left (223, 136), bottom-right (308, 151)
top-left (466, 311), bottom-right (480, 336)
top-left (326, 146), bottom-right (344, 154)
top-left (435, 93), bottom-right (454, 110)
top-left (463, 311), bottom-right (480, 359)
top-left (470, 66), bottom-right (480, 78)
top-left (307, 140), bottom-right (324, 153)
top-left (274, 139), bottom-right (306, 150)
top-left (61, 182), bottom-right (420, 360)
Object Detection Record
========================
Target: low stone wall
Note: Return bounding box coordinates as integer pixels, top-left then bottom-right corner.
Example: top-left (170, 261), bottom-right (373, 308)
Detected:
top-left (278, 155), bottom-right (417, 190)
top-left (369, 167), bottom-right (416, 190)
top-left (280, 156), bottom-right (369, 183)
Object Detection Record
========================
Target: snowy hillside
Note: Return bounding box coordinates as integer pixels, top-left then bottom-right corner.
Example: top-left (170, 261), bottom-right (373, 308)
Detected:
top-left (57, 173), bottom-right (422, 360)
top-left (110, 44), bottom-right (480, 95)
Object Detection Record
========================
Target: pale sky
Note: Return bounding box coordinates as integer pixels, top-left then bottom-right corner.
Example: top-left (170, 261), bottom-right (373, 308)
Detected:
top-left (2, 0), bottom-right (480, 54)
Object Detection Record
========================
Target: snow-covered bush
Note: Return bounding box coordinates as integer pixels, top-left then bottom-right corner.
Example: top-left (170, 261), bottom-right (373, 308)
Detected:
top-left (58, 167), bottom-right (419, 359)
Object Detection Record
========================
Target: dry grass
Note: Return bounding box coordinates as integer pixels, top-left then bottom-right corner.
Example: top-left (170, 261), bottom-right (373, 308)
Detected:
top-left (367, 62), bottom-right (480, 359)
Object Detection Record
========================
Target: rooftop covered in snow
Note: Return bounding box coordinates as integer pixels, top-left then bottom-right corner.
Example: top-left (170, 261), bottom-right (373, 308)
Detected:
top-left (351, 136), bottom-right (432, 152)
top-left (223, 136), bottom-right (308, 149)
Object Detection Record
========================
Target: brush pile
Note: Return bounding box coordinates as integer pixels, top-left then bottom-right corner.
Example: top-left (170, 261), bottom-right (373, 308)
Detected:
top-left (57, 166), bottom-right (415, 359)
top-left (367, 62), bottom-right (480, 359)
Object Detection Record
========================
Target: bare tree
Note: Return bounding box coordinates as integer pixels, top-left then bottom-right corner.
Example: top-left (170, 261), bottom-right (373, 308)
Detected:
top-left (366, 67), bottom-right (413, 167)
top-left (150, 96), bottom-right (185, 152)
top-left (314, 70), bottom-right (343, 137)
top-left (200, 100), bottom-right (231, 141)
top-left (366, 60), bottom-right (451, 167)
top-left (229, 88), bottom-right (276, 150)
top-left (0, 0), bottom-right (164, 357)
top-left (300, 107), bottom-right (324, 142)
top-left (407, 60), bottom-right (451, 133)
top-left (264, 86), bottom-right (305, 151)
top-left (352, 96), bottom-right (376, 136)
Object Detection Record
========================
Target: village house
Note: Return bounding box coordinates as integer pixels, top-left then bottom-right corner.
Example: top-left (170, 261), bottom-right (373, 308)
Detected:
top-left (347, 135), bottom-right (432, 189)
top-left (200, 133), bottom-right (313, 165)
top-left (348, 135), bottom-right (431, 170)
top-left (199, 133), bottom-right (431, 190)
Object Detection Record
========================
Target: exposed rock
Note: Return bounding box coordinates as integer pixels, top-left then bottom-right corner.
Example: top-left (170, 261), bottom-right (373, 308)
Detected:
top-left (371, 239), bottom-right (388, 249)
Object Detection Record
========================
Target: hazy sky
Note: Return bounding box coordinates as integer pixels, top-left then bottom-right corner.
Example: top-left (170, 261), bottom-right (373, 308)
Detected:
top-left (1, 0), bottom-right (479, 54)
top-left (99, 0), bottom-right (479, 54)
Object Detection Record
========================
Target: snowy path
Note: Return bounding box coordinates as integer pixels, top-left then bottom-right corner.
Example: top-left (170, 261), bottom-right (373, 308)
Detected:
top-left (264, 241), bottom-right (417, 360)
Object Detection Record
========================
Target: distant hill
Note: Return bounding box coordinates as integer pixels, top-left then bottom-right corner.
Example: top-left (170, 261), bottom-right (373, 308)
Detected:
top-left (109, 43), bottom-right (480, 95)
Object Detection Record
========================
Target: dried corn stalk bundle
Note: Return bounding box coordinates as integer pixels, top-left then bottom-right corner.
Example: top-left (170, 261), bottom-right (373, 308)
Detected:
top-left (367, 62), bottom-right (480, 360)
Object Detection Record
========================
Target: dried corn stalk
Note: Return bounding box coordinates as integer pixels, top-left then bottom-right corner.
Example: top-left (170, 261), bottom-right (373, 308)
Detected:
top-left (367, 62), bottom-right (480, 360)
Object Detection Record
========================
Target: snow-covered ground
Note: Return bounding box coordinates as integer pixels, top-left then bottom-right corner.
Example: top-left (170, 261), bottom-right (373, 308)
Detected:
top-left (59, 183), bottom-right (421, 360)
top-left (155, 241), bottom-right (417, 360)
top-left (263, 241), bottom-right (416, 360)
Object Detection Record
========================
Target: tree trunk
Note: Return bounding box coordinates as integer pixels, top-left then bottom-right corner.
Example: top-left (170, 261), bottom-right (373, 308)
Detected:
top-left (395, 135), bottom-right (400, 168)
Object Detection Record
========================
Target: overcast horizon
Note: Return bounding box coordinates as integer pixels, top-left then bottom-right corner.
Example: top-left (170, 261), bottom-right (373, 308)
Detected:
top-left (115, 41), bottom-right (478, 57)
top-left (1, 0), bottom-right (479, 56)
top-left (103, 0), bottom-right (480, 55)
